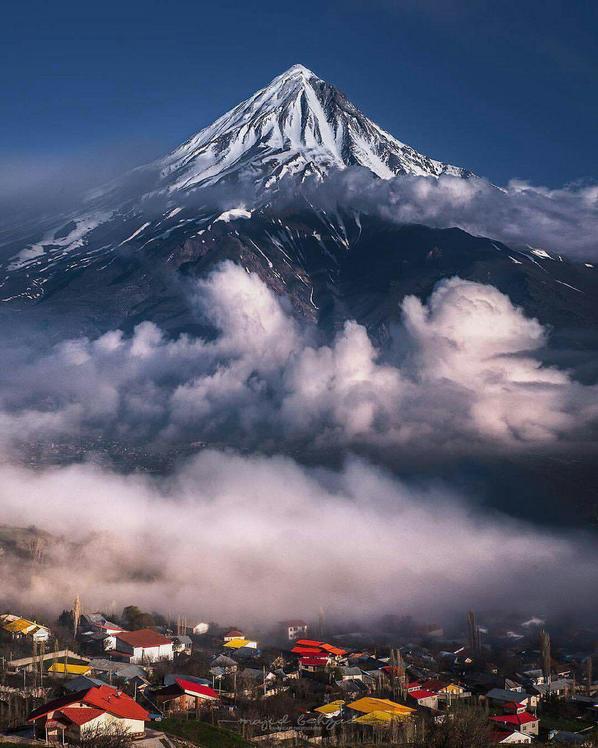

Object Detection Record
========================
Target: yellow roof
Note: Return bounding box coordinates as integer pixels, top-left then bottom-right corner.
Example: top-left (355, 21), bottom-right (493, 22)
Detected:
top-left (4, 618), bottom-right (35, 633)
top-left (223, 638), bottom-right (252, 649)
top-left (48, 663), bottom-right (91, 675)
top-left (314, 700), bottom-right (345, 715)
top-left (347, 697), bottom-right (415, 718)
top-left (353, 710), bottom-right (395, 725)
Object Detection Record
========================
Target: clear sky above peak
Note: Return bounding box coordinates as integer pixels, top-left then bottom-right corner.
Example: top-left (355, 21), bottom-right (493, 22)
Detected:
top-left (1, 0), bottom-right (596, 191)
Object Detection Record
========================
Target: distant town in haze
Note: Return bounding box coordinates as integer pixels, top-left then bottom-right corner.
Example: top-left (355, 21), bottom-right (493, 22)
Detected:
top-left (1, 597), bottom-right (596, 746)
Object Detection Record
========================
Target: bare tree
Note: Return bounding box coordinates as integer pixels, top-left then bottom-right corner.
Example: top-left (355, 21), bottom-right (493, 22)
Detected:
top-left (419, 705), bottom-right (493, 748)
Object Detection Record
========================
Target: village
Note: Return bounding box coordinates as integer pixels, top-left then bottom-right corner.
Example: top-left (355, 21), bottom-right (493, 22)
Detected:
top-left (0, 603), bottom-right (596, 747)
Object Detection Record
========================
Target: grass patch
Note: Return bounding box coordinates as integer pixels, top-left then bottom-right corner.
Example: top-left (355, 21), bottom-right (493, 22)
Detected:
top-left (158, 716), bottom-right (250, 748)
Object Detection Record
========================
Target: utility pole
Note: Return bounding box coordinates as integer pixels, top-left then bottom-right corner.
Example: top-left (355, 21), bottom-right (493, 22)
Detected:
top-left (587, 656), bottom-right (593, 696)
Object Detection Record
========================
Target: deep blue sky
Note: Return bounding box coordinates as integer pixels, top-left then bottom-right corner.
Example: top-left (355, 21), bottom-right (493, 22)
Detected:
top-left (1, 0), bottom-right (597, 190)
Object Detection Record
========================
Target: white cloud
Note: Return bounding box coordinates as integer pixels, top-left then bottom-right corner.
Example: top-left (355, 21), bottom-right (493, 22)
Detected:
top-left (297, 170), bottom-right (598, 260)
top-left (0, 262), bottom-right (596, 457)
top-left (0, 450), bottom-right (595, 623)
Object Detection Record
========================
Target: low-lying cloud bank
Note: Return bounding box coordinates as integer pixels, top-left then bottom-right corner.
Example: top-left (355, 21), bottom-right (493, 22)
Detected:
top-left (1, 450), bottom-right (596, 623)
top-left (294, 171), bottom-right (598, 261)
top-left (0, 262), bottom-right (596, 459)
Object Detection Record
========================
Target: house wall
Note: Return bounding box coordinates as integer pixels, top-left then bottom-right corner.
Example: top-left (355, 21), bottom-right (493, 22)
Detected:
top-left (130, 643), bottom-right (173, 663)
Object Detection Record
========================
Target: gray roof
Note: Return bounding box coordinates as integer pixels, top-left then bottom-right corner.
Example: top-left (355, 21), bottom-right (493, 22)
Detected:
top-left (64, 675), bottom-right (107, 691)
top-left (486, 688), bottom-right (530, 703)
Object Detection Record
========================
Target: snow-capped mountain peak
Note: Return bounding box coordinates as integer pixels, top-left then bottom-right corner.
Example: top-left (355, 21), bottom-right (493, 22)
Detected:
top-left (157, 63), bottom-right (470, 192)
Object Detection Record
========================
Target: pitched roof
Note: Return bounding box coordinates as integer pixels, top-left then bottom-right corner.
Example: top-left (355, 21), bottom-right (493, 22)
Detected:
top-left (114, 629), bottom-right (172, 649)
top-left (320, 643), bottom-right (347, 656)
top-left (83, 686), bottom-right (149, 720)
top-left (408, 689), bottom-right (437, 700)
top-left (292, 646), bottom-right (325, 655)
top-left (175, 678), bottom-right (219, 700)
top-left (223, 638), bottom-right (252, 649)
top-left (347, 697), bottom-right (415, 717)
top-left (314, 700), bottom-right (345, 715)
top-left (29, 685), bottom-right (149, 723)
top-left (490, 712), bottom-right (538, 726)
top-left (56, 707), bottom-right (104, 726)
top-left (353, 710), bottom-right (394, 725)
top-left (300, 656), bottom-right (329, 667)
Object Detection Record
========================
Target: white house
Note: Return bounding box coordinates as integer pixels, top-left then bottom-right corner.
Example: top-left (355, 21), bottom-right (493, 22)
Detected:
top-left (105, 629), bottom-right (174, 664)
top-left (279, 620), bottom-right (309, 641)
top-left (28, 684), bottom-right (148, 742)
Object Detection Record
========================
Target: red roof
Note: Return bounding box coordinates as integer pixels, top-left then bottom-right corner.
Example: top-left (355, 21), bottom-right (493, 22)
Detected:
top-left (82, 686), bottom-right (149, 721)
top-left (114, 629), bottom-right (171, 649)
top-left (175, 678), bottom-right (219, 700)
top-left (490, 712), bottom-right (538, 727)
top-left (296, 639), bottom-right (324, 647)
top-left (421, 679), bottom-right (449, 692)
top-left (291, 646), bottom-right (325, 655)
top-left (29, 686), bottom-right (148, 723)
top-left (408, 689), bottom-right (437, 700)
top-left (56, 707), bottom-right (104, 726)
top-left (224, 629), bottom-right (244, 637)
top-left (299, 656), bottom-right (329, 667)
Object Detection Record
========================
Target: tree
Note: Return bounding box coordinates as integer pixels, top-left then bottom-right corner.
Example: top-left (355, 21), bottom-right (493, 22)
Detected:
top-left (121, 605), bottom-right (155, 630)
top-left (420, 706), bottom-right (493, 748)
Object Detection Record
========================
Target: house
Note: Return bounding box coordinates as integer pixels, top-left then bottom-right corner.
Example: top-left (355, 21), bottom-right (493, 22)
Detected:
top-left (422, 679), bottom-right (469, 699)
top-left (533, 678), bottom-right (574, 699)
top-left (28, 684), bottom-right (148, 742)
top-left (486, 688), bottom-right (538, 710)
top-left (407, 688), bottom-right (438, 709)
top-left (314, 700), bottom-right (345, 718)
top-left (491, 728), bottom-right (533, 744)
top-left (299, 655), bottom-right (330, 672)
top-left (105, 629), bottom-right (173, 664)
top-left (80, 614), bottom-right (123, 636)
top-left (338, 666), bottom-right (364, 681)
top-left (489, 712), bottom-right (539, 737)
top-left (211, 654), bottom-right (238, 673)
top-left (279, 620), bottom-right (309, 641)
top-left (172, 635), bottom-right (192, 655)
top-left (152, 677), bottom-right (219, 713)
top-left (223, 629), bottom-right (244, 642)
top-left (223, 637), bottom-right (258, 650)
top-left (2, 616), bottom-right (50, 642)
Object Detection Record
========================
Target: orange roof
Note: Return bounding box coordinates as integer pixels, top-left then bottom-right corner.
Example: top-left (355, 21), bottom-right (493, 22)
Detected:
top-left (320, 643), bottom-right (347, 656)
top-left (296, 639), bottom-right (323, 647)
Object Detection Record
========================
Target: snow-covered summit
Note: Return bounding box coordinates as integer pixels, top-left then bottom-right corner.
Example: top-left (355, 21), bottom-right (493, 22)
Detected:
top-left (157, 64), bottom-right (470, 192)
